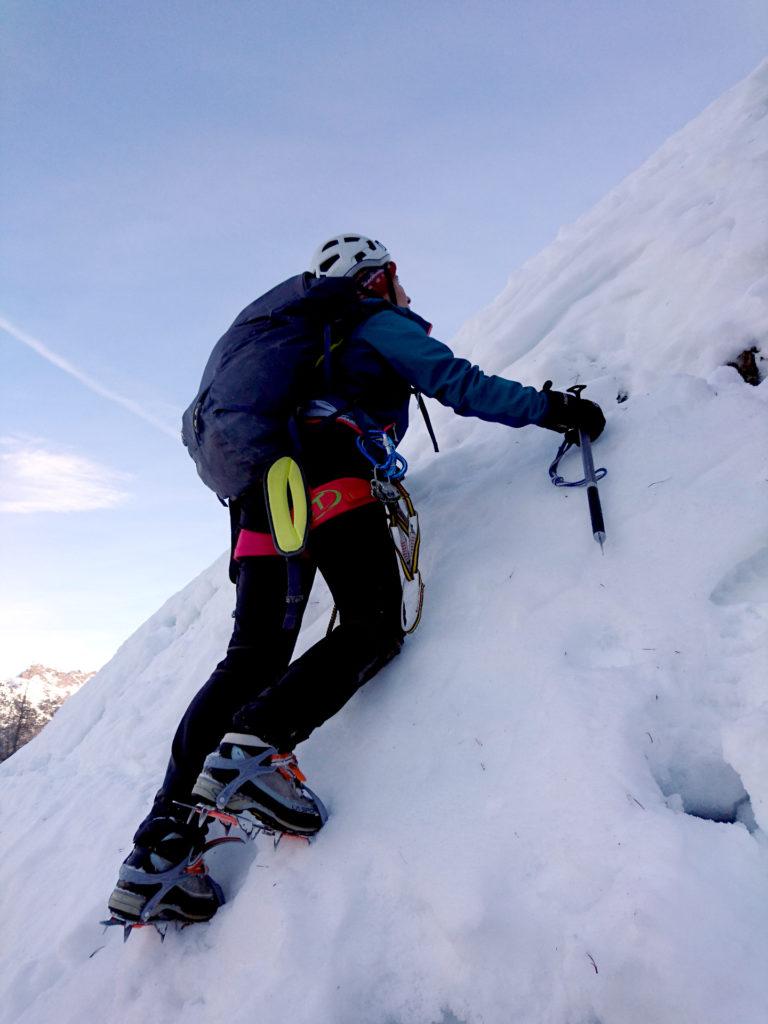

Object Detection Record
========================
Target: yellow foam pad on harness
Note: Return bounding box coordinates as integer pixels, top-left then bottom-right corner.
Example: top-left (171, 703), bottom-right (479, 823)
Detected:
top-left (265, 456), bottom-right (309, 555)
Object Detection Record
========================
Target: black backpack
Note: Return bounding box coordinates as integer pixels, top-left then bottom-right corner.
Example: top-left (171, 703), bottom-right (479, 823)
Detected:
top-left (181, 273), bottom-right (385, 503)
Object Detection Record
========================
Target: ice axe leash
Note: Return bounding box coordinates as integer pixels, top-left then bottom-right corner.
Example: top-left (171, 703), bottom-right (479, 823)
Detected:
top-left (547, 384), bottom-right (607, 551)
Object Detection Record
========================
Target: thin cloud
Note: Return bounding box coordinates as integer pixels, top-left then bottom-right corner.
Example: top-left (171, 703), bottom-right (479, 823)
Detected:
top-left (0, 315), bottom-right (178, 440)
top-left (0, 437), bottom-right (132, 513)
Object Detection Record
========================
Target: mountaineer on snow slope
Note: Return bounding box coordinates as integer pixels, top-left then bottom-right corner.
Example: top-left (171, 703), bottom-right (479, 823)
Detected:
top-left (107, 233), bottom-right (605, 931)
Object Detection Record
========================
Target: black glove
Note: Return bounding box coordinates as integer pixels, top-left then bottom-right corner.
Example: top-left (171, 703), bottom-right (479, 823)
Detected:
top-left (537, 381), bottom-right (605, 443)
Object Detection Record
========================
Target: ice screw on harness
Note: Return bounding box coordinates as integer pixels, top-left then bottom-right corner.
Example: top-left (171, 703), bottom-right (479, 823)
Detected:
top-left (548, 384), bottom-right (607, 552)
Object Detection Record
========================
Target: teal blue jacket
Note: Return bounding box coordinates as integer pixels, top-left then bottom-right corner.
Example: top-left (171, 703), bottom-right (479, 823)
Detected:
top-left (335, 302), bottom-right (548, 440)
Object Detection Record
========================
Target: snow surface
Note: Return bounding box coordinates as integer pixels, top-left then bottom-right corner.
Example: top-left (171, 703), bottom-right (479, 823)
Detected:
top-left (2, 62), bottom-right (767, 1024)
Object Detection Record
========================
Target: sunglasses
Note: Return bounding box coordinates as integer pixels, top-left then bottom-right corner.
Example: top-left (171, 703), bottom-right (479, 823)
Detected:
top-left (355, 262), bottom-right (397, 298)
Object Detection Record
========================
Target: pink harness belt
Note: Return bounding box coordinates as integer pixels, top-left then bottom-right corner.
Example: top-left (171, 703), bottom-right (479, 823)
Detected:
top-left (233, 476), bottom-right (376, 559)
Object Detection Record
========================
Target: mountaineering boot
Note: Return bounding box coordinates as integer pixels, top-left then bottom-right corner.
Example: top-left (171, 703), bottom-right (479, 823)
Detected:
top-left (192, 732), bottom-right (328, 836)
top-left (107, 815), bottom-right (223, 925)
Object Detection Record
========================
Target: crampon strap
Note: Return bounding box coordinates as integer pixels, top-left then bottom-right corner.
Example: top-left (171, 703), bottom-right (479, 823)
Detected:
top-left (201, 744), bottom-right (281, 809)
top-left (115, 850), bottom-right (223, 925)
top-left (200, 746), bottom-right (327, 827)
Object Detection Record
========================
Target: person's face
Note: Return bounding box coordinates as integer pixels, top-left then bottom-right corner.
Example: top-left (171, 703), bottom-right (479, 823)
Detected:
top-left (390, 269), bottom-right (411, 308)
top-left (356, 263), bottom-right (411, 306)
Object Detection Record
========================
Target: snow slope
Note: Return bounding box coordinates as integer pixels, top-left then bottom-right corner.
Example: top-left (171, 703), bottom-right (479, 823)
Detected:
top-left (2, 62), bottom-right (767, 1024)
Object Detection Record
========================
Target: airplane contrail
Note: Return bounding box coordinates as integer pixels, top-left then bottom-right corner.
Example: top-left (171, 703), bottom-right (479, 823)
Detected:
top-left (1, 315), bottom-right (179, 440)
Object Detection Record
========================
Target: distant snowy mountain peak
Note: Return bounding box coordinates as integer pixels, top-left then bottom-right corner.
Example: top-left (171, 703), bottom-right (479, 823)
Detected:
top-left (16, 663), bottom-right (95, 685)
top-left (9, 664), bottom-right (94, 702)
top-left (0, 665), bottom-right (95, 764)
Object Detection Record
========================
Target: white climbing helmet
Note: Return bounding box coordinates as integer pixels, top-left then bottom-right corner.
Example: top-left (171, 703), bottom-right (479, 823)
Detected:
top-left (309, 234), bottom-right (392, 278)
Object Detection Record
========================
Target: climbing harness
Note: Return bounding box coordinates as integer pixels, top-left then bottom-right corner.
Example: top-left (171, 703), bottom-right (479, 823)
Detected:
top-left (548, 384), bottom-right (607, 551)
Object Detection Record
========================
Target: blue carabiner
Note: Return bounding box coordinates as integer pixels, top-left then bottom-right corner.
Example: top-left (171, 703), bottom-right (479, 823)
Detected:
top-left (356, 430), bottom-right (408, 480)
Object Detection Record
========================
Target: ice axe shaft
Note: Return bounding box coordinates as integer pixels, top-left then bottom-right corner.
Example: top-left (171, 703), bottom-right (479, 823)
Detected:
top-left (578, 428), bottom-right (606, 550)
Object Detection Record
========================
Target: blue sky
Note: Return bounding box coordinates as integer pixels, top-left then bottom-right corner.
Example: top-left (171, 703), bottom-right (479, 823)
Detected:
top-left (2, 0), bottom-right (766, 677)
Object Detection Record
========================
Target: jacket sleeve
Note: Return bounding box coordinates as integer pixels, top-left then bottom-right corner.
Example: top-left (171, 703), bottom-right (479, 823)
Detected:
top-left (354, 309), bottom-right (548, 428)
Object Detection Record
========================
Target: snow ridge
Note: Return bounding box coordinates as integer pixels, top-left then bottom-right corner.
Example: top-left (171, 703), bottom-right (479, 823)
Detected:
top-left (451, 58), bottom-right (768, 396)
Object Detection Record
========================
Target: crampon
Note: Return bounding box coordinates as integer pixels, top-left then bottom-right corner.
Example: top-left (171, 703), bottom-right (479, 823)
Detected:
top-left (102, 830), bottom-right (235, 941)
top-left (102, 802), bottom-right (312, 941)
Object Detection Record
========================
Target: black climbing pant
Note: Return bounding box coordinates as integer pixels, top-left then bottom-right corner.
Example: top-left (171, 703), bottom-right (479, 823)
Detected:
top-left (145, 426), bottom-right (404, 825)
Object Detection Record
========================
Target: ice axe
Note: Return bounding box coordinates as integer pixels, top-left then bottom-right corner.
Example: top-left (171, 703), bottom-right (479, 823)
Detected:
top-left (547, 384), bottom-right (607, 551)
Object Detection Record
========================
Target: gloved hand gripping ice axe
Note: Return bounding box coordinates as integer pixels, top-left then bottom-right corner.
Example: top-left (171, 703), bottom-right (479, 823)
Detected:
top-left (547, 384), bottom-right (607, 551)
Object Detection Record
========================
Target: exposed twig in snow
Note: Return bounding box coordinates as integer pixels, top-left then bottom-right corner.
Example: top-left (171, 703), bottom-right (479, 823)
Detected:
top-left (647, 477), bottom-right (672, 487)
top-left (587, 953), bottom-right (599, 974)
